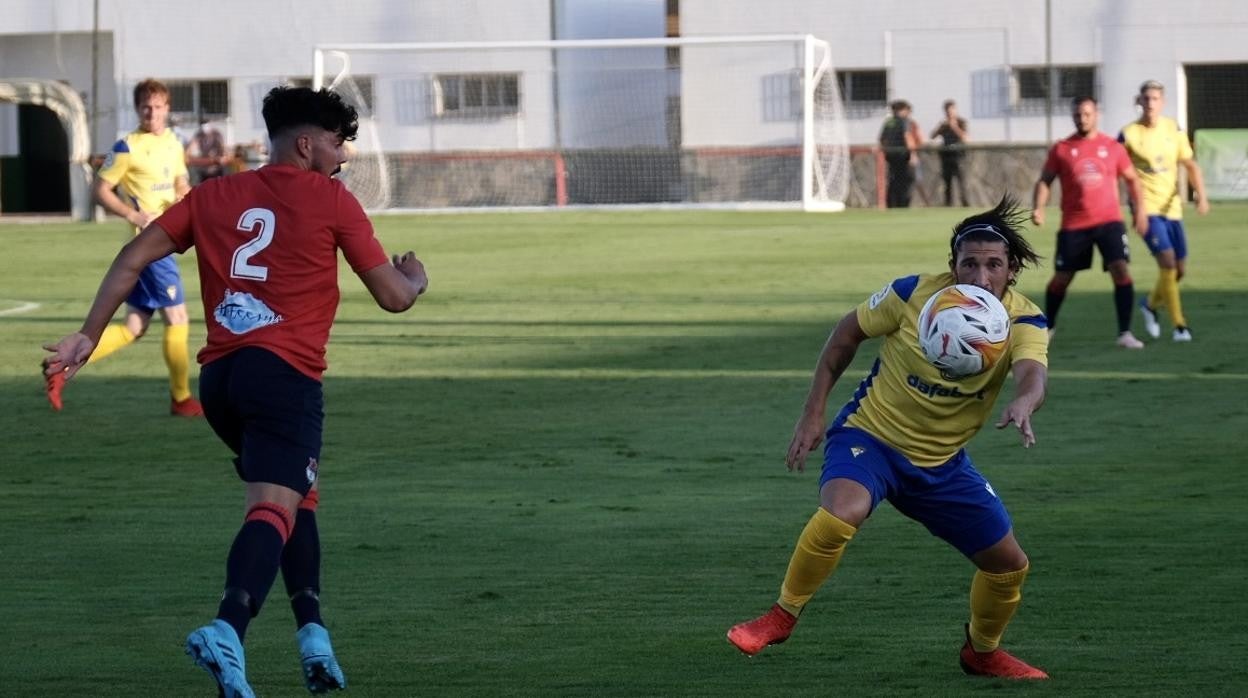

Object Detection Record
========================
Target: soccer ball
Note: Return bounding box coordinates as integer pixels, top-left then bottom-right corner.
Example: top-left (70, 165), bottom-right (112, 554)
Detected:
top-left (917, 284), bottom-right (1010, 379)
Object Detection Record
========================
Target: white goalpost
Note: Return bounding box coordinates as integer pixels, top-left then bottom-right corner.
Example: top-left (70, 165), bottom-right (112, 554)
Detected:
top-left (313, 35), bottom-right (849, 213)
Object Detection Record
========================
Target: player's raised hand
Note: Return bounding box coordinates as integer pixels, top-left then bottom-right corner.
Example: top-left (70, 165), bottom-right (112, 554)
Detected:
top-left (996, 400), bottom-right (1037, 448)
top-left (785, 411), bottom-right (826, 472)
top-left (42, 332), bottom-right (97, 382)
top-left (393, 252), bottom-right (428, 296)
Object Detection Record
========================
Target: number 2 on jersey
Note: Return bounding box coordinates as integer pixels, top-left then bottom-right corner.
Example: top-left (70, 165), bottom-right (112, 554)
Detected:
top-left (231, 208), bottom-right (275, 281)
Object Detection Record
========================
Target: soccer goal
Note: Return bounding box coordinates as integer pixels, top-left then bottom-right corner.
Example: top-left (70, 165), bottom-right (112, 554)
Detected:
top-left (313, 35), bottom-right (849, 213)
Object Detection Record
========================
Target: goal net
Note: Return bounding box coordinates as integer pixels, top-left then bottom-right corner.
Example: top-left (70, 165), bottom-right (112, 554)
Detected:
top-left (313, 35), bottom-right (849, 212)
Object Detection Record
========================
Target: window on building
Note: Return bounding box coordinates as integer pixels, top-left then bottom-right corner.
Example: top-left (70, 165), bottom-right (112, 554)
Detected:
top-left (1012, 66), bottom-right (1098, 113)
top-left (166, 79), bottom-right (230, 120)
top-left (287, 76), bottom-right (375, 113)
top-left (433, 73), bottom-right (520, 118)
top-left (836, 70), bottom-right (888, 117)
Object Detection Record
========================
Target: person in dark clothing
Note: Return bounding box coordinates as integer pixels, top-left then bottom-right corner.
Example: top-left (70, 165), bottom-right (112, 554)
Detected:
top-left (879, 100), bottom-right (919, 208)
top-left (931, 100), bottom-right (970, 207)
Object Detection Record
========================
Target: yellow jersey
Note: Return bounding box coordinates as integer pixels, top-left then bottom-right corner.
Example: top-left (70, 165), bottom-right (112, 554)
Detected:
top-left (98, 128), bottom-right (188, 223)
top-left (1119, 117), bottom-right (1194, 219)
top-left (833, 273), bottom-right (1048, 467)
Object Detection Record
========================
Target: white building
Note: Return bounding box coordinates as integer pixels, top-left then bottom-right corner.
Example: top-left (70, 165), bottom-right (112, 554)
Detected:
top-left (2, 0), bottom-right (1245, 214)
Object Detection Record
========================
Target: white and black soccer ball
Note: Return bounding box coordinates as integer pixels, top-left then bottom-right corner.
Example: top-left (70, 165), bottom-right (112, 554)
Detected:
top-left (917, 284), bottom-right (1011, 380)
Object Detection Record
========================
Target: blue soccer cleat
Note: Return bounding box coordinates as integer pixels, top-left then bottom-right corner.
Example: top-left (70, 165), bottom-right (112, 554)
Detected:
top-left (296, 623), bottom-right (347, 693)
top-left (186, 619), bottom-right (256, 698)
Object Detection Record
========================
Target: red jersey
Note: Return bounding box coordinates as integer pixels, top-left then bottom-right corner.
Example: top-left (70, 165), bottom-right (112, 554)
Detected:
top-left (1042, 132), bottom-right (1132, 230)
top-left (158, 164), bottom-right (389, 380)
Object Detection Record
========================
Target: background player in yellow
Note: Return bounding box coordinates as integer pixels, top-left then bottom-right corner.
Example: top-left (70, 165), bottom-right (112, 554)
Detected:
top-left (1118, 80), bottom-right (1211, 342)
top-left (727, 197), bottom-right (1051, 680)
top-left (45, 78), bottom-right (203, 416)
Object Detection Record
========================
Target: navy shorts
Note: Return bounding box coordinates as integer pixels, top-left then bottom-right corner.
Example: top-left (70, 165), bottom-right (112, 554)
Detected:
top-left (1054, 221), bottom-right (1130, 272)
top-left (819, 427), bottom-right (1011, 557)
top-left (199, 347), bottom-right (324, 495)
top-left (1143, 216), bottom-right (1188, 260)
top-left (126, 254), bottom-right (185, 312)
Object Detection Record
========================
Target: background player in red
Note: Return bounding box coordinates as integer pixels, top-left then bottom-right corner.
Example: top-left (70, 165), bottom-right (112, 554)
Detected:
top-left (42, 86), bottom-right (428, 697)
top-left (1032, 96), bottom-right (1149, 349)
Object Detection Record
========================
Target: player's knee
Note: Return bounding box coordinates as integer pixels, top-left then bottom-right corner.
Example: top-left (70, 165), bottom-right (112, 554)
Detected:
top-left (1046, 276), bottom-right (1070, 295)
top-left (127, 322), bottom-right (149, 340)
top-left (245, 501), bottom-right (295, 543)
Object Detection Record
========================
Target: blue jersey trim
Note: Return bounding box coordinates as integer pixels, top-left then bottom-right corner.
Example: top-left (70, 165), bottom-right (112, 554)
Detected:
top-left (1014, 314), bottom-right (1047, 329)
top-left (832, 358), bottom-right (881, 428)
top-left (891, 275), bottom-right (920, 302)
top-left (112, 139), bottom-right (130, 153)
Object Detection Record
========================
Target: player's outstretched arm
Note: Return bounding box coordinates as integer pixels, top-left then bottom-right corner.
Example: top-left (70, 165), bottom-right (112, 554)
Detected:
top-left (43, 223), bottom-right (178, 380)
top-left (359, 252), bottom-right (428, 313)
top-left (996, 358), bottom-right (1047, 448)
top-left (787, 310), bottom-right (869, 472)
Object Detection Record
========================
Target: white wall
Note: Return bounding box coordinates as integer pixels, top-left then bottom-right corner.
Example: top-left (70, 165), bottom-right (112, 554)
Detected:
top-left (2, 0), bottom-right (1244, 152)
top-left (2, 0), bottom-right (554, 150)
top-left (681, 0), bottom-right (1248, 145)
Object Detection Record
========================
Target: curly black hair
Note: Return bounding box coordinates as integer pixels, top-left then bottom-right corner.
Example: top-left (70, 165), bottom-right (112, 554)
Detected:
top-left (947, 194), bottom-right (1041, 284)
top-left (261, 86), bottom-right (359, 141)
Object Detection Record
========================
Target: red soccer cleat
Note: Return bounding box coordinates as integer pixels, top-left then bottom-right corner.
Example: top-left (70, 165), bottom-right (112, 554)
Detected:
top-left (959, 625), bottom-right (1049, 680)
top-left (727, 604), bottom-right (797, 656)
top-left (170, 395), bottom-right (204, 418)
top-left (44, 365), bottom-right (66, 412)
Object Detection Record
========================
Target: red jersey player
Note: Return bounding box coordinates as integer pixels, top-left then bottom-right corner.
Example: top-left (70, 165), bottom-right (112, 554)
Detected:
top-left (42, 86), bottom-right (427, 697)
top-left (1031, 96), bottom-right (1149, 349)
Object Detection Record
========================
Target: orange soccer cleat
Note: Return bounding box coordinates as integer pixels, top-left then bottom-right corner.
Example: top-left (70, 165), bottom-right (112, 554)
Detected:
top-left (44, 364), bottom-right (66, 412)
top-left (959, 625), bottom-right (1049, 680)
top-left (171, 395), bottom-right (205, 418)
top-left (727, 604), bottom-right (797, 656)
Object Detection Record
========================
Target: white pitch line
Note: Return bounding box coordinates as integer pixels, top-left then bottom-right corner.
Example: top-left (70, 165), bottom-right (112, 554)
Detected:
top-left (0, 300), bottom-right (40, 317)
top-left (333, 367), bottom-right (1248, 381)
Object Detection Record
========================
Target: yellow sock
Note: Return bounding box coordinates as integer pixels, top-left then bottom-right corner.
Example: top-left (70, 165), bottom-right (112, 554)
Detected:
top-left (777, 508), bottom-right (857, 616)
top-left (163, 324), bottom-right (193, 401)
top-left (968, 564), bottom-right (1029, 652)
top-left (1154, 268), bottom-right (1186, 327)
top-left (88, 325), bottom-right (136, 364)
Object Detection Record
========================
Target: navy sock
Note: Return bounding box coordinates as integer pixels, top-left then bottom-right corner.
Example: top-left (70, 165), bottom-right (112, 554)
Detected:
top-left (1045, 289), bottom-right (1065, 329)
top-left (1114, 282), bottom-right (1135, 334)
top-left (216, 519), bottom-right (287, 641)
top-left (282, 508), bottom-right (324, 629)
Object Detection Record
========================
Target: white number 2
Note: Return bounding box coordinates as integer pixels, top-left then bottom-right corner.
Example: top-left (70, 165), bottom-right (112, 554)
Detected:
top-left (231, 208), bottom-right (276, 281)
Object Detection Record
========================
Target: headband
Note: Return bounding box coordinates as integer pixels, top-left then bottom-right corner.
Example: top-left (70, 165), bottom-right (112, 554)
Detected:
top-left (953, 224), bottom-right (1008, 248)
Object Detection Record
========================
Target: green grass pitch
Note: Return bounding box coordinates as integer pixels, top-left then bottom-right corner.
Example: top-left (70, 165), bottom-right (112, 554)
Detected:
top-left (2, 204), bottom-right (1246, 695)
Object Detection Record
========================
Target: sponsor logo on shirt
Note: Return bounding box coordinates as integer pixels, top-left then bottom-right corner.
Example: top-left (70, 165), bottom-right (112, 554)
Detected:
top-left (906, 374), bottom-right (987, 400)
top-left (213, 289), bottom-right (283, 335)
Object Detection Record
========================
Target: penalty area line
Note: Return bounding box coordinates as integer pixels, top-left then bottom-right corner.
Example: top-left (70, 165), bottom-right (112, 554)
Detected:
top-left (0, 300), bottom-right (40, 317)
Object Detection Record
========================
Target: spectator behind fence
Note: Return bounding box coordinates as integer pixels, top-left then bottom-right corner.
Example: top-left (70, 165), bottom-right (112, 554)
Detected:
top-left (879, 100), bottom-right (919, 208)
top-left (931, 100), bottom-right (970, 207)
top-left (187, 118), bottom-right (227, 183)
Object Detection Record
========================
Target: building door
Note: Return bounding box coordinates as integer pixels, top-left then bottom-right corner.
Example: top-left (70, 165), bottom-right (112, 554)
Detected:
top-left (5, 104), bottom-right (71, 213)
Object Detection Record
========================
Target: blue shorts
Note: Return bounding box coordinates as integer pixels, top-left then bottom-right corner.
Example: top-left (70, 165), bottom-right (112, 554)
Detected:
top-left (199, 347), bottom-right (324, 495)
top-left (1143, 216), bottom-right (1188, 260)
top-left (126, 254), bottom-right (185, 312)
top-left (818, 427), bottom-right (1011, 557)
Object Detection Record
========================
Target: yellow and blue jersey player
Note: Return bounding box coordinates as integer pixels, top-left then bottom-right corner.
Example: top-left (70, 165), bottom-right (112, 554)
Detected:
top-left (728, 196), bottom-right (1052, 680)
top-left (44, 78), bottom-right (202, 416)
